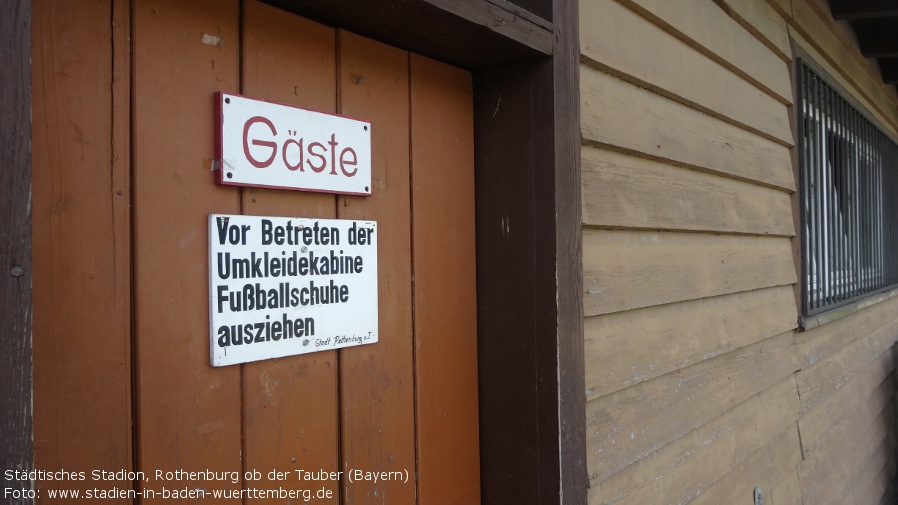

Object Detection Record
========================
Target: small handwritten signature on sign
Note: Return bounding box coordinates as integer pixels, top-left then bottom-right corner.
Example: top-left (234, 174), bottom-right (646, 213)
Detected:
top-left (215, 92), bottom-right (372, 195)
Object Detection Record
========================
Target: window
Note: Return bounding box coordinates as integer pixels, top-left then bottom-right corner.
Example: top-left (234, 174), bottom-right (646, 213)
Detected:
top-left (797, 59), bottom-right (898, 316)
top-left (797, 60), bottom-right (898, 316)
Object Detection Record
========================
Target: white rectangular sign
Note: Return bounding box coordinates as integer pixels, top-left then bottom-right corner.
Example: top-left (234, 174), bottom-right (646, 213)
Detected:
top-left (209, 214), bottom-right (378, 366)
top-left (215, 92), bottom-right (372, 195)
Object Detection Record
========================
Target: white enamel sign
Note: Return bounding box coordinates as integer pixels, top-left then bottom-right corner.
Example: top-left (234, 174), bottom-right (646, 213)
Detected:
top-left (215, 93), bottom-right (372, 195)
top-left (209, 214), bottom-right (378, 366)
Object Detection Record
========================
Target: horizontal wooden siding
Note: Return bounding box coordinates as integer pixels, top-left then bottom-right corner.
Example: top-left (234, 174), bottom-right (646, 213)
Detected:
top-left (581, 0), bottom-right (898, 503)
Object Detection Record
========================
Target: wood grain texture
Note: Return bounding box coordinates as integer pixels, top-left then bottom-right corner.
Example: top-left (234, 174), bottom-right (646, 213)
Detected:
top-left (765, 0), bottom-right (792, 20)
top-left (849, 429), bottom-right (898, 505)
top-left (615, 0), bottom-right (793, 104)
top-left (410, 54), bottom-right (480, 505)
top-left (796, 294), bottom-right (898, 368)
top-left (582, 229), bottom-right (797, 316)
top-left (423, 0), bottom-right (552, 55)
top-left (587, 376), bottom-right (800, 505)
top-left (800, 369), bottom-right (894, 461)
top-left (581, 0), bottom-right (793, 145)
top-left (800, 396), bottom-right (896, 504)
top-left (0, 0), bottom-right (32, 499)
top-left (132, 1), bottom-right (243, 500)
top-left (585, 285), bottom-right (798, 400)
top-left (581, 146), bottom-right (796, 235)
top-left (689, 427), bottom-right (803, 505)
top-left (239, 4), bottom-right (340, 501)
top-left (337, 30), bottom-right (416, 505)
top-left (474, 62), bottom-right (550, 504)
top-left (551, 0), bottom-right (588, 501)
top-left (483, 0), bottom-right (552, 29)
top-left (796, 314), bottom-right (898, 414)
top-left (586, 331), bottom-right (797, 481)
top-left (797, 352), bottom-right (897, 459)
top-left (489, 0), bottom-right (551, 22)
top-left (581, 66), bottom-right (795, 192)
top-left (857, 459), bottom-right (898, 505)
top-left (262, 0), bottom-right (549, 69)
top-left (31, 0), bottom-right (132, 500)
top-left (712, 0), bottom-right (792, 61)
top-left (789, 0), bottom-right (898, 132)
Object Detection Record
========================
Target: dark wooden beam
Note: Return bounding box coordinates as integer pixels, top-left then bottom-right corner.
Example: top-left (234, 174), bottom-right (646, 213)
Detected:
top-left (475, 60), bottom-right (544, 505)
top-left (548, 0), bottom-right (586, 502)
top-left (485, 0), bottom-right (552, 24)
top-left (474, 0), bottom-right (584, 503)
top-left (830, 0), bottom-right (898, 20)
top-left (880, 58), bottom-right (898, 84)
top-left (262, 0), bottom-right (552, 69)
top-left (854, 19), bottom-right (898, 58)
top-left (0, 1), bottom-right (33, 504)
top-left (425, 0), bottom-right (552, 54)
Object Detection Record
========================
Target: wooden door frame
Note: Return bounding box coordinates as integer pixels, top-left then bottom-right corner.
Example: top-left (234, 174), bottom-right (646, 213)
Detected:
top-left (260, 1), bottom-right (585, 503)
top-left (0, 1), bottom-right (33, 501)
top-left (0, 0), bottom-right (585, 503)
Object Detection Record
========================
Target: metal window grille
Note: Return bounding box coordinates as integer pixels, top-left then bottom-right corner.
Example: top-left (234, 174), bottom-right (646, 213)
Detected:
top-left (797, 59), bottom-right (898, 316)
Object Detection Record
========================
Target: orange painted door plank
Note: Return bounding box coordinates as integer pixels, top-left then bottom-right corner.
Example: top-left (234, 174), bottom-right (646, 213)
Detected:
top-left (240, 2), bottom-right (340, 502)
top-left (132, 0), bottom-right (242, 501)
top-left (337, 31), bottom-right (417, 505)
top-left (32, 1), bottom-right (133, 502)
top-left (410, 54), bottom-right (481, 505)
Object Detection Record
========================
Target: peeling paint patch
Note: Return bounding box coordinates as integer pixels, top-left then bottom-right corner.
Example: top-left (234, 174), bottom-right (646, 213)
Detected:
top-left (202, 34), bottom-right (224, 48)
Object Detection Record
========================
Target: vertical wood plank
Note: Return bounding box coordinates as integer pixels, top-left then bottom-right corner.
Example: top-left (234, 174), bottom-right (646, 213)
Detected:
top-left (32, 1), bottom-right (132, 501)
top-left (132, 0), bottom-right (242, 500)
top-left (551, 0), bottom-right (586, 500)
top-left (240, 2), bottom-right (341, 501)
top-left (410, 53), bottom-right (480, 505)
top-left (473, 61), bottom-right (543, 504)
top-left (337, 31), bottom-right (416, 505)
top-left (0, 0), bottom-right (32, 502)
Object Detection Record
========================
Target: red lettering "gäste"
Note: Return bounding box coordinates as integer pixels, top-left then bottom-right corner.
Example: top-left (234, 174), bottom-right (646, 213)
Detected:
top-left (242, 115), bottom-right (358, 177)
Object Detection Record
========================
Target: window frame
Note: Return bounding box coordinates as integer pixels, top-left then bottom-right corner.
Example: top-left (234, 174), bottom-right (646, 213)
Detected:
top-left (796, 57), bottom-right (898, 325)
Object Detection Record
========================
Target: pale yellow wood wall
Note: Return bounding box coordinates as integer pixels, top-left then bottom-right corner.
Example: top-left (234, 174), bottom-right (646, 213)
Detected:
top-left (580, 0), bottom-right (898, 503)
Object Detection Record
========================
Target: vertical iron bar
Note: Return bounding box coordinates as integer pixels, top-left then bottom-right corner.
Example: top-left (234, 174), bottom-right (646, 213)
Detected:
top-left (831, 82), bottom-right (840, 303)
top-left (876, 126), bottom-right (882, 288)
top-left (826, 82), bottom-right (836, 305)
top-left (861, 114), bottom-right (868, 294)
top-left (886, 142), bottom-right (898, 285)
top-left (812, 63), bottom-right (821, 311)
top-left (850, 101), bottom-right (858, 295)
top-left (874, 128), bottom-right (880, 290)
top-left (798, 62), bottom-right (809, 315)
top-left (858, 108), bottom-right (865, 295)
top-left (829, 84), bottom-right (847, 302)
top-left (865, 117), bottom-right (872, 293)
top-left (816, 70), bottom-right (826, 309)
top-left (866, 113), bottom-right (872, 292)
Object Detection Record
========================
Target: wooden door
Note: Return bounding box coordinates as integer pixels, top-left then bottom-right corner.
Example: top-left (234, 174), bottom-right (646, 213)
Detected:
top-left (129, 1), bottom-right (479, 504)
